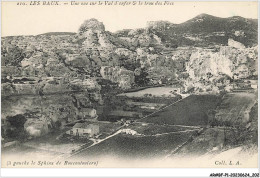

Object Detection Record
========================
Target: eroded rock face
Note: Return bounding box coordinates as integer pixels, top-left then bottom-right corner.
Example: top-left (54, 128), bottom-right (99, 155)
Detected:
top-left (24, 118), bottom-right (49, 137)
top-left (187, 49), bottom-right (234, 79)
top-left (100, 66), bottom-right (135, 89)
top-left (1, 73), bottom-right (103, 138)
top-left (228, 39), bottom-right (246, 49)
top-left (2, 91), bottom-right (100, 138)
top-left (183, 46), bottom-right (257, 93)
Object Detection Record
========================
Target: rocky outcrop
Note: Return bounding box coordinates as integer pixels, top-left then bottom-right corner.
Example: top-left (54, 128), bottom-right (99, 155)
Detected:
top-left (2, 90), bottom-right (99, 138)
top-left (100, 66), bottom-right (135, 89)
top-left (24, 118), bottom-right (49, 137)
top-left (183, 45), bottom-right (257, 93)
top-left (228, 39), bottom-right (246, 49)
top-left (79, 18), bottom-right (105, 34)
top-left (1, 16), bottom-right (258, 140)
top-left (187, 49), bottom-right (233, 79)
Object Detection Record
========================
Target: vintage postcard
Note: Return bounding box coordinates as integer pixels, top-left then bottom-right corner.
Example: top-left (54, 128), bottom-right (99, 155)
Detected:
top-left (1, 1), bottom-right (258, 169)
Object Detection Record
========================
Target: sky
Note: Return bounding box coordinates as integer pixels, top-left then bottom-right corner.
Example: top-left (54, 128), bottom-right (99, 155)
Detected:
top-left (2, 1), bottom-right (258, 37)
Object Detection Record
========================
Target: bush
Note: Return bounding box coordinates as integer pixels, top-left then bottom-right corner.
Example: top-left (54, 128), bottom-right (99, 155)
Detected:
top-left (7, 114), bottom-right (26, 129)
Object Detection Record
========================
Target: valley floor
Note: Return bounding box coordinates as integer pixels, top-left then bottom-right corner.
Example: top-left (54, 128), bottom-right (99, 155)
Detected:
top-left (1, 88), bottom-right (258, 167)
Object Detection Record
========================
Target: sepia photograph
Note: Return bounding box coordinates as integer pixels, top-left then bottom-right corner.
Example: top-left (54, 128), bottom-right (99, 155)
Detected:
top-left (1, 0), bottom-right (258, 172)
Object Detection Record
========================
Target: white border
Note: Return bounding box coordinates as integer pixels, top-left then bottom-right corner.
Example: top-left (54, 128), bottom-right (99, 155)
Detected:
top-left (0, 0), bottom-right (259, 177)
top-left (1, 168), bottom-right (260, 177)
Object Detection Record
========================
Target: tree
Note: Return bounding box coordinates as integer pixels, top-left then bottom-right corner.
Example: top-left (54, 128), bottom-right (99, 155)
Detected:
top-left (2, 46), bottom-right (25, 66)
top-left (134, 68), bottom-right (149, 86)
top-left (207, 109), bottom-right (216, 127)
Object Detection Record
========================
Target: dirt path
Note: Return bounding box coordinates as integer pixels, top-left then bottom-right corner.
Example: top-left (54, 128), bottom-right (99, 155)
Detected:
top-left (153, 129), bottom-right (200, 136)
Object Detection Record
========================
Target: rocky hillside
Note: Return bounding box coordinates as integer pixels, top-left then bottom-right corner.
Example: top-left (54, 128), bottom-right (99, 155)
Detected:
top-left (116, 14), bottom-right (257, 47)
top-left (1, 14), bottom-right (258, 139)
top-left (2, 14), bottom-right (257, 88)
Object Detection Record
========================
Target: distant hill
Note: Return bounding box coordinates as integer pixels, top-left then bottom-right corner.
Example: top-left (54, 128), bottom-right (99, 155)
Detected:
top-left (116, 14), bottom-right (258, 47)
top-left (175, 14), bottom-right (257, 34)
top-left (38, 32), bottom-right (77, 36)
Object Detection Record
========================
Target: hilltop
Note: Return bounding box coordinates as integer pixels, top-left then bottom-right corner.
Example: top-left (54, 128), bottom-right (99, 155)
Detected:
top-left (38, 32), bottom-right (77, 36)
top-left (141, 14), bottom-right (258, 47)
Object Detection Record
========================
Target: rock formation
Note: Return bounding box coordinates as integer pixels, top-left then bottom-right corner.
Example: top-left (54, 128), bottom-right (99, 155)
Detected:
top-left (1, 14), bottom-right (258, 139)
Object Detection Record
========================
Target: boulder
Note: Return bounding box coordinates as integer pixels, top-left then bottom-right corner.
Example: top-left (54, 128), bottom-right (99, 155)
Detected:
top-left (24, 119), bottom-right (49, 137)
top-left (228, 39), bottom-right (246, 49)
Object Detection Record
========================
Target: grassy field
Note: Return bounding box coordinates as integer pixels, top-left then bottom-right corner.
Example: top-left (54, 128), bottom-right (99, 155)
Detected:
top-left (175, 92), bottom-right (258, 156)
top-left (175, 128), bottom-right (225, 156)
top-left (140, 95), bottom-right (221, 126)
top-left (215, 92), bottom-right (257, 124)
top-left (71, 131), bottom-right (195, 159)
